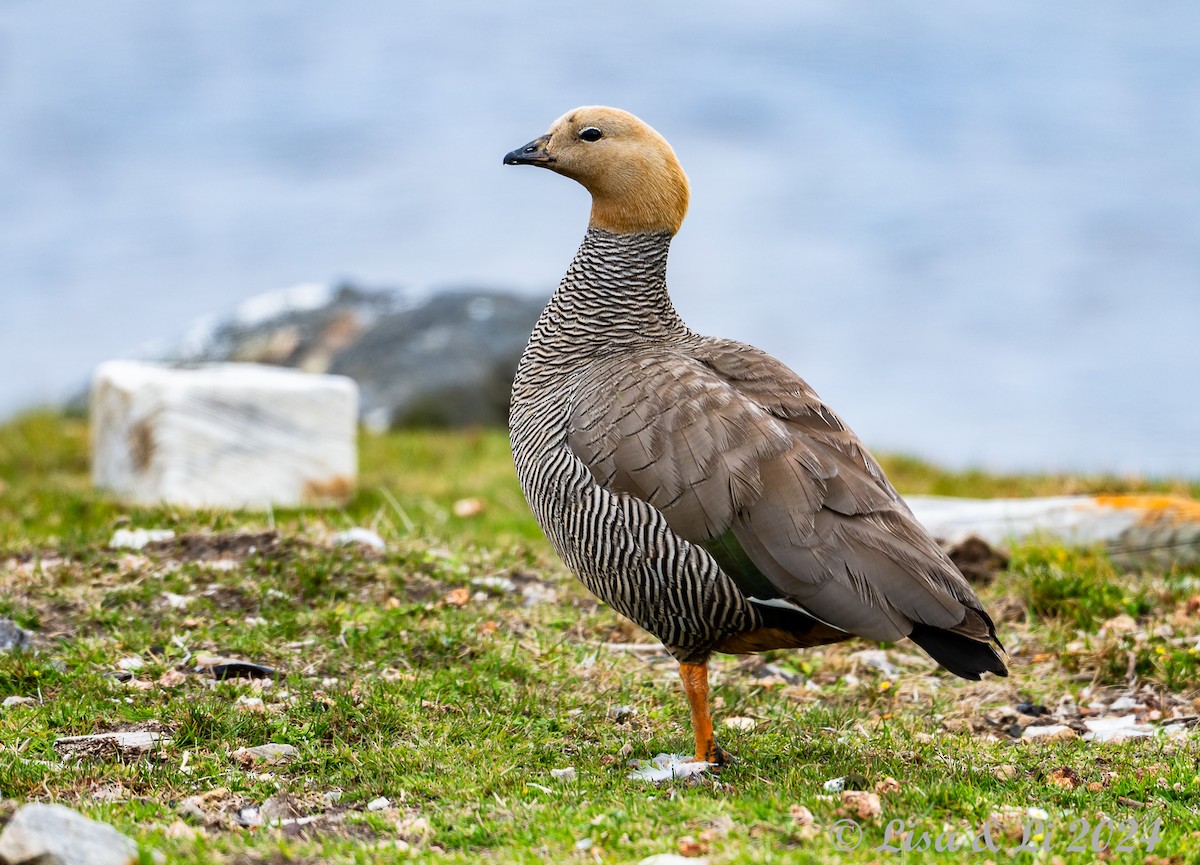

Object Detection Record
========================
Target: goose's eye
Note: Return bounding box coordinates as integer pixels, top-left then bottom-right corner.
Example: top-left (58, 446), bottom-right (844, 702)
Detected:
top-left (578, 127), bottom-right (603, 142)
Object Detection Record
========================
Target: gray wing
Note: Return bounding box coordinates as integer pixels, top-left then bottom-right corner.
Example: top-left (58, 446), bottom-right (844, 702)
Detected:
top-left (567, 339), bottom-right (998, 651)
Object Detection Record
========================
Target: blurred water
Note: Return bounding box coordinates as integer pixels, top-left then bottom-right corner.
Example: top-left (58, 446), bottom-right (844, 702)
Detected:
top-left (1, 1), bottom-right (1197, 475)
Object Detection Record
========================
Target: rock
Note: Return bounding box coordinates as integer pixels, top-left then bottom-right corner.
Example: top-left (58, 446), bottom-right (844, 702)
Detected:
top-left (156, 282), bottom-right (544, 429)
top-left (235, 806), bottom-right (263, 828)
top-left (1109, 695), bottom-right (1142, 712)
top-left (941, 534), bottom-right (1009, 584)
top-left (1021, 724), bottom-right (1078, 742)
top-left (260, 793), bottom-right (306, 824)
top-left (628, 753), bottom-right (711, 783)
top-left (0, 618), bottom-right (32, 653)
top-left (91, 360), bottom-right (357, 509)
top-left (108, 528), bottom-right (175, 550)
top-left (332, 527), bottom-right (386, 551)
top-left (1098, 614), bottom-right (1139, 637)
top-left (908, 493), bottom-right (1200, 569)
top-left (194, 655), bottom-right (280, 681)
top-left (232, 743), bottom-right (297, 767)
top-left (177, 788), bottom-right (231, 827)
top-left (993, 764), bottom-right (1018, 781)
top-left (327, 289), bottom-right (542, 428)
top-left (177, 283), bottom-right (393, 371)
top-left (847, 649), bottom-right (899, 677)
top-left (722, 716), bottom-right (758, 732)
top-left (54, 729), bottom-right (171, 760)
top-left (471, 575), bottom-right (517, 594)
top-left (550, 767), bottom-right (577, 783)
top-left (452, 497), bottom-right (486, 518)
top-left (0, 802), bottom-right (140, 865)
top-left (607, 705), bottom-right (637, 722)
top-left (1083, 714), bottom-right (1154, 742)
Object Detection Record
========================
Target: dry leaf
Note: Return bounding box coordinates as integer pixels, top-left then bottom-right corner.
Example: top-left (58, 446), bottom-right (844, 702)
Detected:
top-left (444, 587), bottom-right (470, 607)
top-left (158, 669), bottom-right (187, 688)
top-left (841, 790), bottom-right (882, 820)
top-left (790, 805), bottom-right (815, 826)
top-left (1098, 613), bottom-right (1138, 636)
top-left (677, 836), bottom-right (709, 857)
top-left (874, 776), bottom-right (901, 794)
top-left (1047, 767), bottom-right (1081, 790)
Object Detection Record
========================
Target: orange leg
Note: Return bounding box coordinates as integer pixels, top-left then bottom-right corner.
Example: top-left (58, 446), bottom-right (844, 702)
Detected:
top-left (679, 661), bottom-right (729, 766)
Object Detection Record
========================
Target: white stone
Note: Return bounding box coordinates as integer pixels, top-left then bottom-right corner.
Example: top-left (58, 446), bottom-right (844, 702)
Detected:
top-left (1021, 724), bottom-right (1072, 739)
top-left (55, 730), bottom-right (171, 756)
top-left (905, 494), bottom-right (1141, 547)
top-left (628, 753), bottom-right (711, 783)
top-left (91, 361), bottom-right (357, 509)
top-left (550, 766), bottom-right (577, 783)
top-left (109, 528), bottom-right (175, 550)
top-left (332, 527), bottom-right (386, 551)
top-left (723, 716), bottom-right (758, 732)
top-left (1083, 714), bottom-right (1154, 742)
top-left (0, 802), bottom-right (140, 865)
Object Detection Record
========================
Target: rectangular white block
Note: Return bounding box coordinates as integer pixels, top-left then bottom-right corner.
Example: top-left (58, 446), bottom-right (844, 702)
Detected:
top-left (91, 361), bottom-right (357, 509)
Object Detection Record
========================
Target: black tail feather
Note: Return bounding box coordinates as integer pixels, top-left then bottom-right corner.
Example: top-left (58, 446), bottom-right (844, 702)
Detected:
top-left (907, 620), bottom-right (1009, 680)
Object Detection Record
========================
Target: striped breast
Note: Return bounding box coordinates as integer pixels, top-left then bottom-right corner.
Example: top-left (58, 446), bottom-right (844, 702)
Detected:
top-left (510, 228), bottom-right (758, 661)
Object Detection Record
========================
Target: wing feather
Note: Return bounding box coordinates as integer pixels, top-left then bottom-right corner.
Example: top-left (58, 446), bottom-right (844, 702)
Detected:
top-left (566, 338), bottom-right (1002, 660)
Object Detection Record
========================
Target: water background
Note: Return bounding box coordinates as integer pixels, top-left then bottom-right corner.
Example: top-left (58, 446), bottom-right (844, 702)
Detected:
top-left (2, 2), bottom-right (1198, 476)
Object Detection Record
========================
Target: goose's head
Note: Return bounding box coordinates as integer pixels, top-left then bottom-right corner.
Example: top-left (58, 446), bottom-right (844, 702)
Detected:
top-left (504, 106), bottom-right (690, 236)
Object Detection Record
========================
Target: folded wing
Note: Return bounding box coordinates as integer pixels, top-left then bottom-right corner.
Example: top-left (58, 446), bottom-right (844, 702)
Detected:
top-left (566, 339), bottom-right (1006, 677)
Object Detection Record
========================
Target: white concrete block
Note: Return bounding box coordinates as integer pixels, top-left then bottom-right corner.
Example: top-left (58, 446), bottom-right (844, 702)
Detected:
top-left (91, 361), bottom-right (357, 509)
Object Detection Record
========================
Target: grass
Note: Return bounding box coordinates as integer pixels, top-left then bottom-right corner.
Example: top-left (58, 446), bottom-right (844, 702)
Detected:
top-left (0, 410), bottom-right (1198, 863)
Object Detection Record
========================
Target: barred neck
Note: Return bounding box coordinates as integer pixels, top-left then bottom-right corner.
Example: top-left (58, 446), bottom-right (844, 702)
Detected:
top-left (537, 228), bottom-right (688, 353)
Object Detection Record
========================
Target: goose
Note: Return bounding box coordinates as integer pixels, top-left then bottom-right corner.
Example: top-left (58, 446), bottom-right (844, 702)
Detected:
top-left (504, 106), bottom-right (1007, 766)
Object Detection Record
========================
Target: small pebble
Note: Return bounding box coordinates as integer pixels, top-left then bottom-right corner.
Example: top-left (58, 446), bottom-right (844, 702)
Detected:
top-left (452, 497), bottom-right (486, 517)
top-left (109, 528), bottom-right (175, 550)
top-left (0, 618), bottom-right (33, 653)
top-left (723, 716), bottom-right (757, 732)
top-left (236, 806), bottom-right (263, 828)
top-left (232, 743), bottom-right (297, 766)
top-left (332, 527), bottom-right (386, 551)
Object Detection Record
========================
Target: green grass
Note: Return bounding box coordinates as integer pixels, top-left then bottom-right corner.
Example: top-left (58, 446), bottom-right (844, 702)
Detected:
top-left (1, 410), bottom-right (1198, 863)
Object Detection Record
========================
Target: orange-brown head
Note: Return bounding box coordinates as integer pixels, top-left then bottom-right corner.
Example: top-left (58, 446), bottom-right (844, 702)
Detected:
top-left (504, 106), bottom-right (690, 236)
